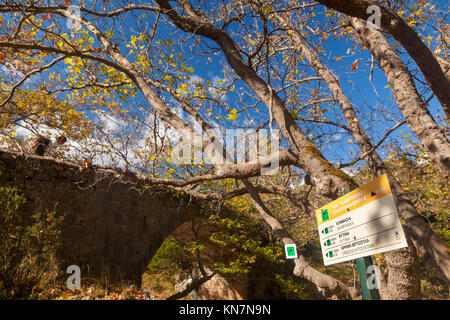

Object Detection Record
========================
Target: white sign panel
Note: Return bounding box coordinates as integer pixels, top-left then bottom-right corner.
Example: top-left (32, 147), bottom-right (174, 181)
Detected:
top-left (316, 174), bottom-right (408, 266)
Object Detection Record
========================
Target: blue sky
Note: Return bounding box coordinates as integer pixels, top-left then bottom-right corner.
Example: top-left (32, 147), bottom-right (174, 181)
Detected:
top-left (174, 0), bottom-right (448, 168)
top-left (3, 0), bottom-right (448, 172)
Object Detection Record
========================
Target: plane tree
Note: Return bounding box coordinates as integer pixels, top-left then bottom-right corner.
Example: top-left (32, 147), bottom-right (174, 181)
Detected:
top-left (0, 0), bottom-right (448, 299)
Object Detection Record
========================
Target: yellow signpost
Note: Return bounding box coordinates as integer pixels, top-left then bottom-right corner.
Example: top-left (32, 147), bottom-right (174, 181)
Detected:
top-left (316, 173), bottom-right (392, 227)
top-left (315, 174), bottom-right (408, 299)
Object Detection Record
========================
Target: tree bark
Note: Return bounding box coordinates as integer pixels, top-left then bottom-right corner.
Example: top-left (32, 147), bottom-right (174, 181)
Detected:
top-left (157, 0), bottom-right (448, 290)
top-left (0, 0), bottom-right (438, 299)
top-left (276, 14), bottom-right (424, 297)
top-left (349, 17), bottom-right (450, 177)
top-left (382, 238), bottom-right (421, 300)
top-left (155, 0), bottom-right (356, 199)
top-left (315, 0), bottom-right (450, 118)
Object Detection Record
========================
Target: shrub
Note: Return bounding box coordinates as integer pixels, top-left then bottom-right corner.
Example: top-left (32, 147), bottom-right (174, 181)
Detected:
top-left (0, 186), bottom-right (63, 299)
top-left (147, 235), bottom-right (192, 273)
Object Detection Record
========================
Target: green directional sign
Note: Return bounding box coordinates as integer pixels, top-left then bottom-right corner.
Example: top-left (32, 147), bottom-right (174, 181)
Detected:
top-left (287, 247), bottom-right (295, 256)
top-left (284, 244), bottom-right (298, 259)
top-left (321, 209), bottom-right (329, 221)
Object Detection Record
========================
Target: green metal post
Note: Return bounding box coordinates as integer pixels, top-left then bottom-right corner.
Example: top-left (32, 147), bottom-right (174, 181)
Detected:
top-left (344, 186), bottom-right (380, 300)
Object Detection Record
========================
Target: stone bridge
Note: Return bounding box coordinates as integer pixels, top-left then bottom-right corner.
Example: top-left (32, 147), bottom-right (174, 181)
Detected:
top-left (0, 148), bottom-right (210, 284)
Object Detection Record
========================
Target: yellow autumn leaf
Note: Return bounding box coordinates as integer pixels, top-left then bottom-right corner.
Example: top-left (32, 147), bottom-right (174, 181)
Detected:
top-left (226, 108), bottom-right (238, 121)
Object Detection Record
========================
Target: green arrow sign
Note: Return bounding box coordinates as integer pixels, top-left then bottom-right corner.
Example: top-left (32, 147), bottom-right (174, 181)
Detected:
top-left (284, 244), bottom-right (298, 259)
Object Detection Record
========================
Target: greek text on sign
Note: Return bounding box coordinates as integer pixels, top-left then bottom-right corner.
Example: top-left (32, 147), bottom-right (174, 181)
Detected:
top-left (316, 174), bottom-right (408, 266)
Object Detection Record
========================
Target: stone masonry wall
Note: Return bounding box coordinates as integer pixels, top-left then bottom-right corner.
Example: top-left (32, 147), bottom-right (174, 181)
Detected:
top-left (0, 148), bottom-right (204, 284)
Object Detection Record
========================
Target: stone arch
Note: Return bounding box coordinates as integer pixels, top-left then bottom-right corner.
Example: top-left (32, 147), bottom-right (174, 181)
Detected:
top-left (0, 149), bottom-right (205, 284)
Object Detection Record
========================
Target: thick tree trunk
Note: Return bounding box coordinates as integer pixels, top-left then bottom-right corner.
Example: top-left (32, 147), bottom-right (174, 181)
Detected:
top-left (157, 0), bottom-right (448, 291)
top-left (130, 2), bottom-right (357, 294)
top-left (276, 14), bottom-right (423, 297)
top-left (315, 0), bottom-right (450, 118)
top-left (154, 0), bottom-right (450, 299)
top-left (387, 177), bottom-right (450, 283)
top-left (0, 0), bottom-right (437, 299)
top-left (279, 14), bottom-right (449, 285)
top-left (155, 0), bottom-right (356, 199)
top-left (383, 247), bottom-right (421, 300)
top-left (377, 239), bottom-right (421, 300)
top-left (382, 235), bottom-right (421, 299)
top-left (350, 17), bottom-right (450, 177)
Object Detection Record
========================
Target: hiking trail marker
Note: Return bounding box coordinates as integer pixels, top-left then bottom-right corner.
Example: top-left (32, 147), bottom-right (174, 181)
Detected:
top-left (284, 243), bottom-right (298, 259)
top-left (316, 174), bottom-right (407, 266)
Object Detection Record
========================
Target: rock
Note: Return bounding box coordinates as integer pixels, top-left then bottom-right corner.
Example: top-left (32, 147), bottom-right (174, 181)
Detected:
top-left (193, 268), bottom-right (245, 300)
top-left (348, 287), bottom-right (359, 298)
top-left (175, 272), bottom-right (200, 300)
top-left (175, 273), bottom-right (193, 292)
